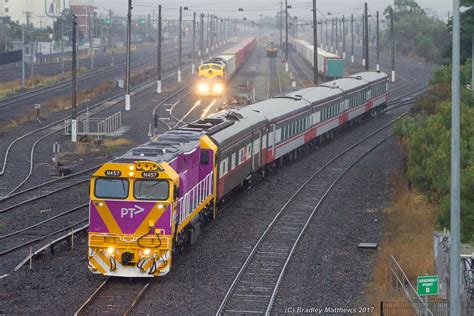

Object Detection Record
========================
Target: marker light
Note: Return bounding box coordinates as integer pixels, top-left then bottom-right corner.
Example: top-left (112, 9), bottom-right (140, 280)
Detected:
top-left (144, 249), bottom-right (151, 256)
top-left (107, 246), bottom-right (115, 255)
top-left (157, 204), bottom-right (164, 209)
top-left (213, 83), bottom-right (224, 94)
top-left (128, 171), bottom-right (134, 177)
top-left (198, 83), bottom-right (210, 94)
top-left (129, 165), bottom-right (135, 171)
top-left (98, 202), bottom-right (104, 207)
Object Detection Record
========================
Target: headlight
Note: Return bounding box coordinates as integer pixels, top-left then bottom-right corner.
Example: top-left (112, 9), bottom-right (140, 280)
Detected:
top-left (198, 83), bottom-right (210, 94)
top-left (107, 246), bottom-right (115, 255)
top-left (144, 249), bottom-right (151, 256)
top-left (213, 83), bottom-right (224, 94)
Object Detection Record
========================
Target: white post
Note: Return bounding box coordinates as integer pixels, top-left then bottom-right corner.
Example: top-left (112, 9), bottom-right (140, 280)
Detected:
top-left (391, 70), bottom-right (396, 82)
top-left (125, 94), bottom-right (131, 111)
top-left (178, 70), bottom-right (182, 82)
top-left (192, 64), bottom-right (195, 74)
top-left (351, 55), bottom-right (354, 63)
top-left (71, 119), bottom-right (77, 142)
top-left (362, 58), bottom-right (366, 67)
top-left (285, 62), bottom-right (288, 72)
top-left (376, 64), bottom-right (380, 71)
top-left (157, 80), bottom-right (162, 93)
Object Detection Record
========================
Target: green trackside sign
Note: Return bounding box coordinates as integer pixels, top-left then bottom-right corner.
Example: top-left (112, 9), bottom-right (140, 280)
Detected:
top-left (417, 275), bottom-right (439, 295)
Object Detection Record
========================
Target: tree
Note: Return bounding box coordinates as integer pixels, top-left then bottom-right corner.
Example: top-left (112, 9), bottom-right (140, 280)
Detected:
top-left (381, 0), bottom-right (449, 63)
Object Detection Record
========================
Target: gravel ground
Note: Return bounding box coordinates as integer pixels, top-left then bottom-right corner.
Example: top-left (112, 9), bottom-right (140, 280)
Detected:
top-left (0, 37), bottom-right (435, 315)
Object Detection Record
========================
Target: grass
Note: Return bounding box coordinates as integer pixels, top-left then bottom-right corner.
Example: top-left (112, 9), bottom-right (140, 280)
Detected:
top-left (0, 67), bottom-right (89, 100)
top-left (364, 169), bottom-right (438, 312)
top-left (0, 80), bottom-right (114, 134)
top-left (102, 138), bottom-right (132, 156)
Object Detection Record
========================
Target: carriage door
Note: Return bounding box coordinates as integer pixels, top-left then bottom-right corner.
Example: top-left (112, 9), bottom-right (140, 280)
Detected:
top-left (252, 130), bottom-right (262, 170)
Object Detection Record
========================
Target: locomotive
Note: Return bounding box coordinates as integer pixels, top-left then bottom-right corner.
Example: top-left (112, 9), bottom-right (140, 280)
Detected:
top-left (87, 71), bottom-right (389, 277)
top-left (197, 37), bottom-right (256, 96)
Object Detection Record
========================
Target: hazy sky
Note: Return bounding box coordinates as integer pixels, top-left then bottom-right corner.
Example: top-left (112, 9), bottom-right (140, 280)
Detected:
top-left (88, 0), bottom-right (453, 20)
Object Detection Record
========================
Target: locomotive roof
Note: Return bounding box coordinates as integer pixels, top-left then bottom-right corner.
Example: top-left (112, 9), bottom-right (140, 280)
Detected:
top-left (114, 129), bottom-right (203, 164)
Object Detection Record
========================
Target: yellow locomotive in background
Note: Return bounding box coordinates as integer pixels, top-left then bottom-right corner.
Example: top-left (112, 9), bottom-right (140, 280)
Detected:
top-left (196, 37), bottom-right (257, 96)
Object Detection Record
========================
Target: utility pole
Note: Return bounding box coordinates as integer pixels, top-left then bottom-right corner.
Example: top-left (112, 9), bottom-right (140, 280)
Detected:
top-left (331, 17), bottom-right (334, 52)
top-left (472, 33), bottom-right (474, 99)
top-left (71, 15), bottom-right (78, 143)
top-left (200, 13), bottom-right (204, 64)
top-left (108, 10), bottom-right (113, 49)
top-left (450, 0), bottom-right (461, 313)
top-left (319, 21), bottom-right (323, 48)
top-left (285, 0), bottom-right (288, 72)
top-left (157, 4), bottom-right (162, 93)
top-left (178, 6), bottom-right (182, 82)
top-left (21, 26), bottom-right (25, 87)
top-left (280, 1), bottom-right (282, 52)
top-left (376, 11), bottom-right (380, 71)
top-left (206, 14), bottom-right (209, 54)
top-left (342, 15), bottom-right (346, 59)
top-left (125, 0), bottom-right (132, 111)
top-left (325, 18), bottom-right (328, 50)
top-left (88, 9), bottom-right (94, 70)
top-left (335, 16), bottom-right (338, 55)
top-left (100, 13), bottom-right (104, 56)
top-left (364, 2), bottom-right (369, 71)
top-left (259, 14), bottom-right (262, 41)
top-left (192, 12), bottom-right (196, 74)
top-left (362, 13), bottom-right (365, 67)
top-left (294, 17), bottom-right (298, 39)
top-left (210, 14), bottom-right (213, 51)
top-left (351, 14), bottom-right (354, 63)
top-left (312, 0), bottom-right (318, 85)
top-left (61, 10), bottom-right (65, 75)
top-left (390, 7), bottom-right (395, 82)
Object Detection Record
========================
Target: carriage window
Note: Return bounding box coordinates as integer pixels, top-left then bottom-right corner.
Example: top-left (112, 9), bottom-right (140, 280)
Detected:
top-left (211, 65), bottom-right (221, 70)
top-left (201, 65), bottom-right (210, 70)
top-left (231, 153), bottom-right (236, 169)
top-left (220, 158), bottom-right (229, 176)
top-left (95, 178), bottom-right (129, 199)
top-left (134, 180), bottom-right (169, 200)
top-left (238, 148), bottom-right (244, 164)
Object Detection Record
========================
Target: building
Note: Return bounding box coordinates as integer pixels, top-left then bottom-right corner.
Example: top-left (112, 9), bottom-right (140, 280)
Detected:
top-left (70, 0), bottom-right (95, 35)
top-left (1, 0), bottom-right (66, 28)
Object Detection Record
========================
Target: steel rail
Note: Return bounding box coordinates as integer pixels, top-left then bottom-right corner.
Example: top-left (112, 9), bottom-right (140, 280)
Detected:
top-left (216, 89), bottom-right (425, 314)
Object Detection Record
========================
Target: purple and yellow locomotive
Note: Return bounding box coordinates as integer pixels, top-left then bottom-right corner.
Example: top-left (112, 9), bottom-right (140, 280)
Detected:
top-left (88, 71), bottom-right (389, 277)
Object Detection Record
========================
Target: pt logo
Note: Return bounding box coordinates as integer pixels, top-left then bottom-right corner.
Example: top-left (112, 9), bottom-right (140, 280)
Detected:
top-left (120, 205), bottom-right (145, 218)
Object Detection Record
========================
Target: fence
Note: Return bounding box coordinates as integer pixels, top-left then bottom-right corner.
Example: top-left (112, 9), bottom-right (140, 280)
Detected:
top-left (389, 255), bottom-right (432, 315)
top-left (381, 301), bottom-right (471, 316)
top-left (64, 111), bottom-right (121, 138)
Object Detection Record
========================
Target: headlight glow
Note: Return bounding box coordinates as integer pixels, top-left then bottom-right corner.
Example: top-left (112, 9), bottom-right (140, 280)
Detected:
top-left (213, 83), bottom-right (224, 94)
top-left (144, 249), bottom-right (151, 255)
top-left (107, 246), bottom-right (115, 255)
top-left (198, 83), bottom-right (210, 94)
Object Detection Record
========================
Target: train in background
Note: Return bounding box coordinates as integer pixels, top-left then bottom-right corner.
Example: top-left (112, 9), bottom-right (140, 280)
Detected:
top-left (266, 42), bottom-right (278, 57)
top-left (292, 39), bottom-right (345, 79)
top-left (196, 37), bottom-right (256, 96)
top-left (87, 71), bottom-right (389, 277)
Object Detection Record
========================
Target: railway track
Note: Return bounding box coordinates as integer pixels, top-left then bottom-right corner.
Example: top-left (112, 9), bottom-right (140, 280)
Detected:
top-left (289, 53), bottom-right (313, 88)
top-left (0, 42), bottom-right (193, 110)
top-left (266, 57), bottom-right (283, 99)
top-left (0, 83), bottom-right (217, 271)
top-left (74, 278), bottom-right (151, 315)
top-left (216, 112), bottom-right (405, 315)
top-left (0, 45), bottom-right (188, 110)
top-left (0, 60), bottom-right (193, 198)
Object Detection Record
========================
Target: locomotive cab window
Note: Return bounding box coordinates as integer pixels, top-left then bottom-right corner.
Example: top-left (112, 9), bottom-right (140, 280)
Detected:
top-left (94, 178), bottom-right (129, 199)
top-left (134, 179), bottom-right (169, 201)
